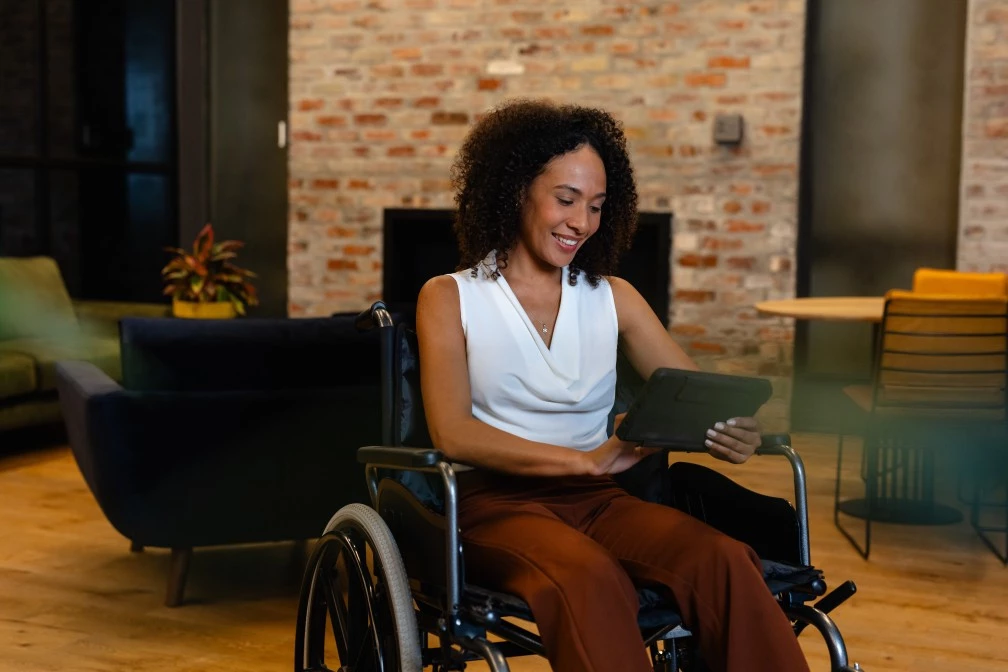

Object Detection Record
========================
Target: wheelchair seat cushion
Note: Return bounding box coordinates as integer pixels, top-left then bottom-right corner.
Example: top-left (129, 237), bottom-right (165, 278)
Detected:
top-left (462, 559), bottom-right (823, 634)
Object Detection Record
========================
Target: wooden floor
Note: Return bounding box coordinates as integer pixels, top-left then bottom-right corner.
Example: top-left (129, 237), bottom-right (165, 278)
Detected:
top-left (1, 434), bottom-right (1007, 672)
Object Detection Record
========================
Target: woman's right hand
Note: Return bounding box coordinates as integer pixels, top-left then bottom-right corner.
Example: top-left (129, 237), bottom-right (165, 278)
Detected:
top-left (586, 413), bottom-right (660, 475)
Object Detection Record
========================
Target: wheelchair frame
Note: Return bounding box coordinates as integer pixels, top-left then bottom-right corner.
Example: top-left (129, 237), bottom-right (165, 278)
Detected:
top-left (295, 301), bottom-right (861, 672)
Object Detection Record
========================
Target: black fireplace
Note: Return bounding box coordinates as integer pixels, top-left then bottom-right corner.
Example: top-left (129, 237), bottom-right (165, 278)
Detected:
top-left (382, 208), bottom-right (671, 325)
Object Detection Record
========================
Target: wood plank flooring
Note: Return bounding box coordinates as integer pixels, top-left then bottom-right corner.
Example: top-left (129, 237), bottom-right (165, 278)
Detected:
top-left (0, 434), bottom-right (1006, 671)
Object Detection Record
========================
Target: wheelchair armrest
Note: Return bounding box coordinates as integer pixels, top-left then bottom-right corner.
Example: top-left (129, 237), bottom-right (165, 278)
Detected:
top-left (754, 432), bottom-right (810, 567)
top-left (357, 445), bottom-right (444, 470)
top-left (358, 443), bottom-right (467, 621)
top-left (756, 432), bottom-right (793, 455)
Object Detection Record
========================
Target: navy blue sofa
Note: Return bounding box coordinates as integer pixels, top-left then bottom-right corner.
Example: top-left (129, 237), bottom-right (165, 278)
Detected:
top-left (55, 314), bottom-right (384, 605)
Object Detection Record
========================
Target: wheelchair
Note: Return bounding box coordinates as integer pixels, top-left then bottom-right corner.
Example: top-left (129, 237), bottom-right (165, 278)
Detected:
top-left (295, 301), bottom-right (862, 672)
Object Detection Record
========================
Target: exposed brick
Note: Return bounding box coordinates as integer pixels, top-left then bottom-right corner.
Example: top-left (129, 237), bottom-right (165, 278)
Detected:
top-left (317, 115), bottom-right (348, 127)
top-left (708, 56), bottom-right (750, 69)
top-left (387, 145), bottom-right (415, 157)
top-left (958, 0), bottom-right (1008, 272)
top-left (310, 178), bottom-right (340, 189)
top-left (671, 324), bottom-right (707, 337)
top-left (690, 341), bottom-right (727, 354)
top-left (702, 237), bottom-right (744, 251)
top-left (411, 63), bottom-right (444, 77)
top-left (726, 256), bottom-right (757, 270)
top-left (327, 259), bottom-right (358, 271)
top-left (353, 113), bottom-right (387, 125)
top-left (392, 47), bottom-right (422, 60)
top-left (678, 254), bottom-right (718, 268)
top-left (478, 78), bottom-right (504, 91)
top-left (431, 111), bottom-right (469, 125)
top-left (674, 290), bottom-right (716, 303)
top-left (685, 72), bottom-right (727, 88)
top-left (984, 119), bottom-right (1008, 137)
top-left (725, 220), bottom-right (766, 233)
top-left (374, 97), bottom-right (404, 109)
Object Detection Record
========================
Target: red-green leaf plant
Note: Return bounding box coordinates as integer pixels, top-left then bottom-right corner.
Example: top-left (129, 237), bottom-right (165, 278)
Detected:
top-left (161, 223), bottom-right (259, 316)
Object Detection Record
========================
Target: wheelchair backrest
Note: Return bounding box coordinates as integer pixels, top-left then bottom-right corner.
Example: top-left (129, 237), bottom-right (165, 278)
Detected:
top-left (392, 323), bottom-right (434, 449)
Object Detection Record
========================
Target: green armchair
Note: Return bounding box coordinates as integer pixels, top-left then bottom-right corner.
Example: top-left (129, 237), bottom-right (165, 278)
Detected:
top-left (0, 256), bottom-right (169, 432)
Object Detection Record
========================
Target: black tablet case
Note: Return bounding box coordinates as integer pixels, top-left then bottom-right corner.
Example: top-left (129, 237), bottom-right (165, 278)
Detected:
top-left (614, 368), bottom-right (772, 450)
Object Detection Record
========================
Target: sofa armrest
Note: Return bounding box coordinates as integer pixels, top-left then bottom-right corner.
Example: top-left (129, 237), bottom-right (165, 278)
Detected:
top-left (54, 361), bottom-right (126, 494)
top-left (74, 300), bottom-right (170, 339)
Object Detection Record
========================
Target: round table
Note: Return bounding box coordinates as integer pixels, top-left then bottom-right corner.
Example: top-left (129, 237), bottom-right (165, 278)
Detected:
top-left (755, 296), bottom-right (886, 322)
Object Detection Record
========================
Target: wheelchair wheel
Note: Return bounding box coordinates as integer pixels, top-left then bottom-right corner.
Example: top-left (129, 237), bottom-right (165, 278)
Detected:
top-left (295, 503), bottom-right (421, 672)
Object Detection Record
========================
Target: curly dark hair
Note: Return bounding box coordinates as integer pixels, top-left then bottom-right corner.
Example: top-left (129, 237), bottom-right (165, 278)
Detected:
top-left (450, 98), bottom-right (639, 286)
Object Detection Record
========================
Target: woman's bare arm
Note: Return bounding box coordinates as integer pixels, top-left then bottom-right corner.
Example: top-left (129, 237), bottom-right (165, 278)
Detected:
top-left (608, 276), bottom-right (700, 378)
top-left (608, 276), bottom-right (762, 463)
top-left (416, 275), bottom-right (637, 476)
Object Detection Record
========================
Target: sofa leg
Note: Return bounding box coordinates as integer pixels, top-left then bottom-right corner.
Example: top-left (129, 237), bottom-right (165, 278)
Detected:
top-left (130, 540), bottom-right (144, 553)
top-left (165, 547), bottom-right (193, 607)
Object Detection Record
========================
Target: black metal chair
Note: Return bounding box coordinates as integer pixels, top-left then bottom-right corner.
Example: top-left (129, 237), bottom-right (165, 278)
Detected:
top-left (295, 301), bottom-right (861, 671)
top-left (836, 291), bottom-right (1008, 560)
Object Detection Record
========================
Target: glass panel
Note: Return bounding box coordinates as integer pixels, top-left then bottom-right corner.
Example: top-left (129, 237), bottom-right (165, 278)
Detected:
top-left (75, 0), bottom-right (175, 164)
top-left (0, 169), bottom-right (39, 255)
top-left (49, 169), bottom-right (81, 295)
top-left (0, 0), bottom-right (40, 157)
top-left (125, 172), bottom-right (174, 299)
top-left (47, 0), bottom-right (78, 159)
top-left (124, 0), bottom-right (175, 163)
top-left (77, 168), bottom-right (174, 301)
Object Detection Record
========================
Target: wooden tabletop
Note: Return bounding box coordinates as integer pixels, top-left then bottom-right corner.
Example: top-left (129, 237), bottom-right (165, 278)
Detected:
top-left (755, 296), bottom-right (886, 322)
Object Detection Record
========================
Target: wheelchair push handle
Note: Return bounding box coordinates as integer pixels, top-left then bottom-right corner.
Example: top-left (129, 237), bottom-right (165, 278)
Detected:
top-left (355, 300), bottom-right (395, 331)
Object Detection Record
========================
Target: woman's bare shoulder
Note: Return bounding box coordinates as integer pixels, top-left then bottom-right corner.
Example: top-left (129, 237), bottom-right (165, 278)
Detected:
top-left (417, 274), bottom-right (461, 319)
top-left (604, 275), bottom-right (648, 313)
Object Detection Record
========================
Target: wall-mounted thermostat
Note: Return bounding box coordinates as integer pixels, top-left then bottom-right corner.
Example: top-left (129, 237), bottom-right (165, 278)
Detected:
top-left (713, 113), bottom-right (744, 145)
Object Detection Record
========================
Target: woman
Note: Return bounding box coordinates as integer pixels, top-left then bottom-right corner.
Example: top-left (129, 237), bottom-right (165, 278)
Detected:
top-left (415, 99), bottom-right (809, 672)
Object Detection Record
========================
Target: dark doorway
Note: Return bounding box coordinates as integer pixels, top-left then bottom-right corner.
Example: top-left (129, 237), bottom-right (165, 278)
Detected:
top-left (204, 0), bottom-right (290, 318)
top-left (794, 0), bottom-right (967, 432)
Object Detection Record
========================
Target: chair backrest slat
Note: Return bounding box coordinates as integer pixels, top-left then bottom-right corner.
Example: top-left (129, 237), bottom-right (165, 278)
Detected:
top-left (871, 292), bottom-right (1008, 422)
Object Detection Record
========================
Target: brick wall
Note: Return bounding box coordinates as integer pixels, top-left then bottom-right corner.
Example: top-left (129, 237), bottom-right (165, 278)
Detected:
top-left (958, 0), bottom-right (1008, 272)
top-left (288, 0), bottom-right (806, 378)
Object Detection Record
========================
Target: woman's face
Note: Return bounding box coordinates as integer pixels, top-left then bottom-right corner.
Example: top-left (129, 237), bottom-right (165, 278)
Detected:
top-left (514, 143), bottom-right (607, 271)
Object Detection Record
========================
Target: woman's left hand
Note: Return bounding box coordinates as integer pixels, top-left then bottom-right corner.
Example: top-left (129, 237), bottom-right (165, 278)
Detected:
top-left (705, 417), bottom-right (761, 464)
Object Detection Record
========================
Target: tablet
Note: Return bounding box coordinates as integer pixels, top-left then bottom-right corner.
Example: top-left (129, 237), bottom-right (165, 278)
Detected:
top-left (614, 368), bottom-right (772, 450)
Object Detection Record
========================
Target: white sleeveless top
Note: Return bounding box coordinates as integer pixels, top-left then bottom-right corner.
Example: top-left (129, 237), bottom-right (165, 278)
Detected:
top-left (449, 253), bottom-right (619, 452)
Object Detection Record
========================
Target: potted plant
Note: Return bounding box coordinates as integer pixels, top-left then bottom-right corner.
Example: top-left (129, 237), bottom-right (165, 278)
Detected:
top-left (161, 223), bottom-right (258, 319)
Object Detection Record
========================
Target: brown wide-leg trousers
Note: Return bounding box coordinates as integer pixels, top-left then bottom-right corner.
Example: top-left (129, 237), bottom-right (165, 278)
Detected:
top-left (456, 471), bottom-right (811, 672)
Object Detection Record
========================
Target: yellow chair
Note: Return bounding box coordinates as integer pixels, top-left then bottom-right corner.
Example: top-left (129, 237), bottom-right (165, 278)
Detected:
top-left (912, 267), bottom-right (1007, 296)
top-left (912, 270), bottom-right (1008, 509)
top-left (836, 290), bottom-right (1008, 560)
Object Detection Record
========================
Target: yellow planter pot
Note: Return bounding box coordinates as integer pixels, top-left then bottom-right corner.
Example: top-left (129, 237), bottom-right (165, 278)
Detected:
top-left (172, 298), bottom-right (238, 319)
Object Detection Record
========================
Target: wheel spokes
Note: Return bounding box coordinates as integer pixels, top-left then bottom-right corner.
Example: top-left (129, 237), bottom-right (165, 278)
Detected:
top-left (299, 521), bottom-right (405, 672)
top-left (344, 532), bottom-right (383, 672)
top-left (322, 565), bottom-right (351, 662)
